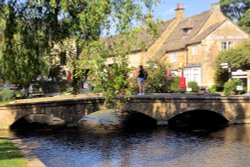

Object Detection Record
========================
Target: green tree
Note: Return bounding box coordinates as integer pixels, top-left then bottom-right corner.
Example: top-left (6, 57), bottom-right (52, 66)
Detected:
top-left (0, 14), bottom-right (5, 84)
top-left (215, 40), bottom-right (250, 88)
top-left (2, 4), bottom-right (50, 89)
top-left (2, 0), bottom-right (159, 107)
top-left (220, 0), bottom-right (250, 21)
top-left (238, 9), bottom-right (250, 33)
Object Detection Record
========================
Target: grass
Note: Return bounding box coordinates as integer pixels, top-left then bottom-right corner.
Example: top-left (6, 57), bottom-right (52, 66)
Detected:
top-left (0, 138), bottom-right (28, 167)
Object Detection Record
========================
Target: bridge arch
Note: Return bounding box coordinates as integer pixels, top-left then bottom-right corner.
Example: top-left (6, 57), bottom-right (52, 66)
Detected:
top-left (78, 109), bottom-right (157, 129)
top-left (168, 110), bottom-right (229, 130)
top-left (10, 113), bottom-right (65, 130)
top-left (122, 110), bottom-right (157, 128)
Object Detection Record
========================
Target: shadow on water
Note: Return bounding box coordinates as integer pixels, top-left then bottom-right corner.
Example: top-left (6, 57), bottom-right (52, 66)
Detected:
top-left (168, 110), bottom-right (229, 135)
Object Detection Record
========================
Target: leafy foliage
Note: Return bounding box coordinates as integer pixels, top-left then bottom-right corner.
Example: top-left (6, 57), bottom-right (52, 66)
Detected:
top-left (130, 61), bottom-right (181, 93)
top-left (207, 85), bottom-right (217, 93)
top-left (0, 11), bottom-right (6, 84)
top-left (1, 3), bottom-right (50, 88)
top-left (187, 81), bottom-right (199, 93)
top-left (223, 78), bottom-right (244, 95)
top-left (146, 61), bottom-right (171, 93)
top-left (220, 0), bottom-right (250, 21)
top-left (87, 35), bottom-right (134, 108)
top-left (0, 89), bottom-right (15, 102)
top-left (169, 77), bottom-right (180, 93)
top-left (238, 9), bottom-right (250, 33)
top-left (220, 0), bottom-right (250, 35)
top-left (215, 40), bottom-right (250, 88)
top-left (1, 0), bottom-right (160, 107)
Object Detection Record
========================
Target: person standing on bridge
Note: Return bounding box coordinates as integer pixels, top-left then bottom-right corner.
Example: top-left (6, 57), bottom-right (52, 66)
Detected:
top-left (137, 65), bottom-right (147, 95)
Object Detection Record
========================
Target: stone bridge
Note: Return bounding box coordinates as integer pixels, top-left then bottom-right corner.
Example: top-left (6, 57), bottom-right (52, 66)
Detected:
top-left (1, 94), bottom-right (250, 129)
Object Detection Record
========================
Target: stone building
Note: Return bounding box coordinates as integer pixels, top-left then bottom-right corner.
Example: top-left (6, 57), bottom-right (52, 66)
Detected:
top-left (122, 3), bottom-right (249, 87)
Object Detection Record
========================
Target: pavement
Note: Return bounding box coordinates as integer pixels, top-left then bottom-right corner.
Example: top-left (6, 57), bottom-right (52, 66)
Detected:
top-left (11, 92), bottom-right (101, 104)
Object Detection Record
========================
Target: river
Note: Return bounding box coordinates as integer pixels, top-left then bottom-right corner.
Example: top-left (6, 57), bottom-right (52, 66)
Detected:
top-left (10, 124), bottom-right (250, 167)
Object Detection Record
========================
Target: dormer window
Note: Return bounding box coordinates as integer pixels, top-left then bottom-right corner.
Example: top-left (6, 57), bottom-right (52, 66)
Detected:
top-left (182, 27), bottom-right (192, 36)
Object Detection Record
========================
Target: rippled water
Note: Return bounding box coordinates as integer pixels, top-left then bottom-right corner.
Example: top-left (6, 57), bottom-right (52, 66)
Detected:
top-left (12, 124), bottom-right (250, 167)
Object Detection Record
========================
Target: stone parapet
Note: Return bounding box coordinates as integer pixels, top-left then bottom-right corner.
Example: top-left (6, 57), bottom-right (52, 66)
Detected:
top-left (1, 94), bottom-right (250, 129)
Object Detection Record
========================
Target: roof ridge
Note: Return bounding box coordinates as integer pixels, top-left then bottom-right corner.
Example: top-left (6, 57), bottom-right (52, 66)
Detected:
top-left (188, 20), bottom-right (227, 45)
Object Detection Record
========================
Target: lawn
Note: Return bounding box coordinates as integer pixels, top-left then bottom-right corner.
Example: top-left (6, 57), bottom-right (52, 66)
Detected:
top-left (0, 138), bottom-right (28, 167)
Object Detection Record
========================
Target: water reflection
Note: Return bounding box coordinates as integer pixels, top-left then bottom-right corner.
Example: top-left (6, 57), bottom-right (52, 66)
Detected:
top-left (7, 124), bottom-right (250, 167)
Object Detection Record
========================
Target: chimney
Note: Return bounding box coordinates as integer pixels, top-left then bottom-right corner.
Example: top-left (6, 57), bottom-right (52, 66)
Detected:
top-left (211, 3), bottom-right (220, 12)
top-left (175, 3), bottom-right (185, 20)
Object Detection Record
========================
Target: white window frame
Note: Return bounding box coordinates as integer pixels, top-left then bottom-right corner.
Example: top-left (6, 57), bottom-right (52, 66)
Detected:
top-left (221, 41), bottom-right (233, 51)
top-left (184, 67), bottom-right (201, 86)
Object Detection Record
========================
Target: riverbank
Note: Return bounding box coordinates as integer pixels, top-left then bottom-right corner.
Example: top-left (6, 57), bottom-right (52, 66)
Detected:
top-left (0, 137), bottom-right (28, 167)
top-left (0, 131), bottom-right (45, 167)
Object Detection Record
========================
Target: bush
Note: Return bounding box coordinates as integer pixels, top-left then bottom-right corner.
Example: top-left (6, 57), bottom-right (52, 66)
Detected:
top-left (145, 61), bottom-right (171, 93)
top-left (0, 89), bottom-right (15, 102)
top-left (187, 81), bottom-right (199, 93)
top-left (129, 61), bottom-right (181, 94)
top-left (223, 79), bottom-right (244, 96)
top-left (207, 85), bottom-right (217, 93)
top-left (169, 77), bottom-right (180, 93)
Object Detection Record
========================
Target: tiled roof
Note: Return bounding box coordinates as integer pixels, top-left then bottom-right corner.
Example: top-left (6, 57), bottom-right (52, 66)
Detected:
top-left (153, 10), bottom-right (227, 59)
top-left (104, 7), bottom-right (228, 59)
top-left (103, 19), bottom-right (174, 54)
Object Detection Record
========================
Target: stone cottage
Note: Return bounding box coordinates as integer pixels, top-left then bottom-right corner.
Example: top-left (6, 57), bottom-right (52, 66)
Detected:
top-left (118, 3), bottom-right (249, 87)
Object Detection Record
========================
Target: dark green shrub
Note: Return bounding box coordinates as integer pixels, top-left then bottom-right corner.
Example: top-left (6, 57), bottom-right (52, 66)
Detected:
top-left (223, 79), bottom-right (244, 96)
top-left (187, 81), bottom-right (199, 93)
top-left (0, 89), bottom-right (15, 102)
top-left (169, 77), bottom-right (180, 93)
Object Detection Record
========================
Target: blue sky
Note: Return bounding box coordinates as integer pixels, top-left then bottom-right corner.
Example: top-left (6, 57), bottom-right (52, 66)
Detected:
top-left (153, 0), bottom-right (219, 20)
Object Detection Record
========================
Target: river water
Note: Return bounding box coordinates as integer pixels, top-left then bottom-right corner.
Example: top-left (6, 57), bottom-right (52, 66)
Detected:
top-left (10, 124), bottom-right (250, 167)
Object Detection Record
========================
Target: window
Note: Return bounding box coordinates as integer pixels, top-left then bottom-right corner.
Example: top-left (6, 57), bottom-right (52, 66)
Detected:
top-left (221, 41), bottom-right (232, 51)
top-left (182, 27), bottom-right (192, 36)
top-left (192, 46), bottom-right (197, 56)
top-left (169, 52), bottom-right (177, 63)
top-left (184, 67), bottom-right (201, 86)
